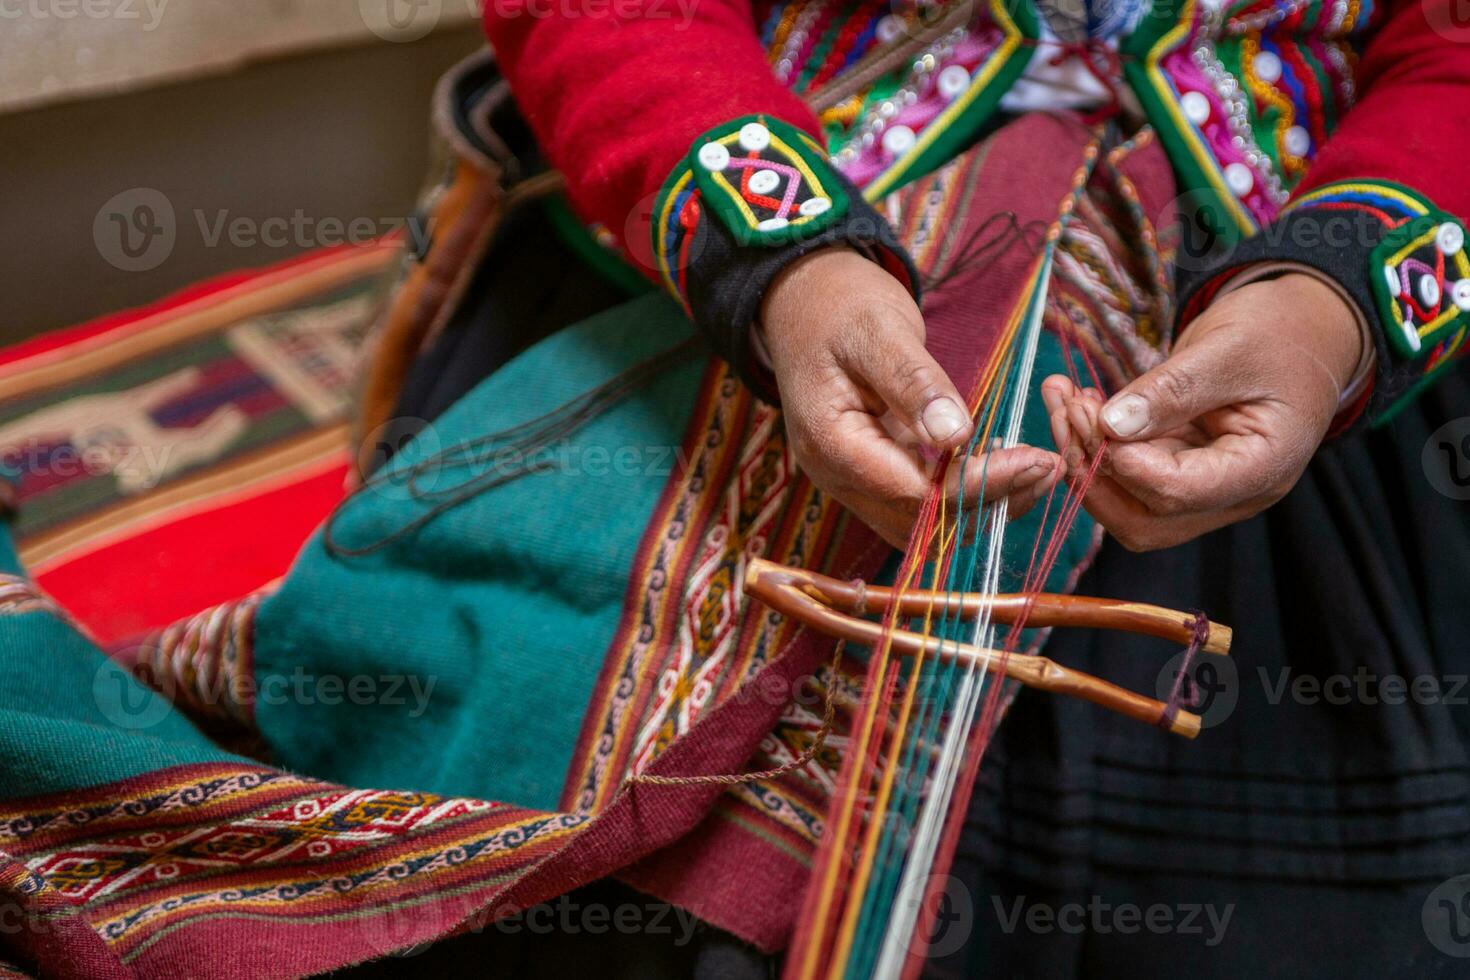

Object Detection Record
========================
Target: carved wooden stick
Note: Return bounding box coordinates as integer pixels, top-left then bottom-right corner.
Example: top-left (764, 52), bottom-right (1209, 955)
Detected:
top-left (745, 558), bottom-right (1235, 739)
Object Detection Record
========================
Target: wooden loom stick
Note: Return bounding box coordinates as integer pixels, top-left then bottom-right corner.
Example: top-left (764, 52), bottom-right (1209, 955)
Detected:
top-left (747, 557), bottom-right (1233, 655)
top-left (746, 559), bottom-right (1231, 739)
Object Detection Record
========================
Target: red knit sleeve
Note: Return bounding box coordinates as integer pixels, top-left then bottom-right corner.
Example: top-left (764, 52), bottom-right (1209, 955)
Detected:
top-left (1295, 0), bottom-right (1470, 214)
top-left (483, 0), bottom-right (822, 253)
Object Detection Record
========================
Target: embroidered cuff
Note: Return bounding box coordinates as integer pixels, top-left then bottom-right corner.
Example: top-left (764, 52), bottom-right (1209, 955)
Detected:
top-left (651, 114), bottom-right (918, 401)
top-left (1178, 180), bottom-right (1470, 428)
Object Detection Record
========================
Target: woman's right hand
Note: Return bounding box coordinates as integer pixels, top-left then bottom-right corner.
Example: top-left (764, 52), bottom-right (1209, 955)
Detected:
top-left (760, 247), bottom-right (1062, 547)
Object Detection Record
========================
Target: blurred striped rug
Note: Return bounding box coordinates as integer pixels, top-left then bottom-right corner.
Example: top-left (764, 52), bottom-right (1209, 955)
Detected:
top-left (0, 243), bottom-right (394, 643)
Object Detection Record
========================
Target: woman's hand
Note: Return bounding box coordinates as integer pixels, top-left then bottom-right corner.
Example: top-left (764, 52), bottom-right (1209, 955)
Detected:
top-left (761, 247), bottom-right (1061, 547)
top-left (1044, 273), bottom-right (1365, 552)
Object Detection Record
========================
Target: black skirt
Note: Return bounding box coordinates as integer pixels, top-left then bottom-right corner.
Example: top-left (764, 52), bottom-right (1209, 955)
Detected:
top-left (938, 366), bottom-right (1470, 977)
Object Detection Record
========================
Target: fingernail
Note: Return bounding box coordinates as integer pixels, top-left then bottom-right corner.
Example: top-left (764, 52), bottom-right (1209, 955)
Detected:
top-left (1102, 394), bottom-right (1149, 437)
top-left (922, 397), bottom-right (970, 443)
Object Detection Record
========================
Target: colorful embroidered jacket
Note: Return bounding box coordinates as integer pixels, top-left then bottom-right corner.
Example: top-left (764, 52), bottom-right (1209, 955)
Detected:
top-left (485, 0), bottom-right (1470, 423)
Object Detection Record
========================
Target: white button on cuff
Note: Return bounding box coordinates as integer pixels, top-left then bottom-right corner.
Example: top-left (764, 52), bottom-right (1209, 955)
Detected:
top-left (799, 196), bottom-right (832, 217)
top-left (1385, 264), bottom-right (1402, 296)
top-left (1285, 125), bottom-right (1311, 157)
top-left (738, 122), bottom-right (771, 152)
top-left (757, 217), bottom-right (789, 232)
top-left (747, 169), bottom-right (781, 195)
top-left (1436, 222), bottom-right (1465, 256)
top-left (1452, 279), bottom-right (1470, 312)
top-left (1224, 162), bottom-right (1255, 197)
top-left (882, 124), bottom-right (917, 157)
top-left (1419, 274), bottom-right (1442, 309)
top-left (937, 64), bottom-right (971, 101)
top-left (698, 142), bottom-right (730, 171)
top-left (1253, 51), bottom-right (1283, 84)
top-left (1181, 91), bottom-right (1211, 126)
top-left (1400, 319), bottom-right (1422, 353)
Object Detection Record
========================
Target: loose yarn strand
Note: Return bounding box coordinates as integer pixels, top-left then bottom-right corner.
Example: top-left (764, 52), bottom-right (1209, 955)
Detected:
top-left (627, 640), bottom-right (848, 788)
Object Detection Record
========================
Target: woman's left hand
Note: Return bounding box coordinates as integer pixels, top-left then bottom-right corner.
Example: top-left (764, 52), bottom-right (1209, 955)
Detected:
top-left (1044, 273), bottom-right (1365, 552)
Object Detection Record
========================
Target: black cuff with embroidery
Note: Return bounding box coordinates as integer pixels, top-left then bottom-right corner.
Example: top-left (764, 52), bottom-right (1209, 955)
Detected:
top-left (1177, 181), bottom-right (1470, 427)
top-left (650, 114), bottom-right (918, 402)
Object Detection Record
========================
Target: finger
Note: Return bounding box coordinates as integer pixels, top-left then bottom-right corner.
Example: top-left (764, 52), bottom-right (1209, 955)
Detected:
top-left (1097, 327), bottom-right (1261, 442)
top-left (1104, 435), bottom-right (1282, 517)
top-left (1082, 475), bottom-right (1266, 551)
top-left (1041, 376), bottom-right (1076, 454)
top-left (947, 447), bottom-right (1060, 506)
top-left (1005, 460), bottom-right (1063, 521)
top-left (1063, 391), bottom-right (1106, 460)
top-left (838, 312), bottom-right (974, 452)
top-left (799, 409), bottom-right (937, 546)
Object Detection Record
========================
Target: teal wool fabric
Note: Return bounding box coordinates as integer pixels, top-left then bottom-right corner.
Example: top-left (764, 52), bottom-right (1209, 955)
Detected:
top-left (0, 525), bottom-right (237, 799)
top-left (254, 292), bottom-right (706, 810)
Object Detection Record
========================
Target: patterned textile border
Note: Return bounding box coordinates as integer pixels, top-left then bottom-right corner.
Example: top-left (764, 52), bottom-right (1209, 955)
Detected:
top-left (0, 244), bottom-right (392, 642)
top-left (0, 762), bottom-right (585, 977)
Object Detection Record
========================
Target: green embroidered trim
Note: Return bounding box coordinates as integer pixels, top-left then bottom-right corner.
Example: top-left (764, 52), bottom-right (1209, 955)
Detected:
top-left (687, 114), bottom-right (850, 248)
top-left (860, 0), bottom-right (1039, 202)
top-left (1287, 180), bottom-right (1469, 424)
top-left (1370, 209), bottom-right (1470, 361)
top-left (1122, 0), bottom-right (1257, 248)
top-left (650, 158), bottom-right (699, 306)
top-left (1289, 180), bottom-right (1470, 365)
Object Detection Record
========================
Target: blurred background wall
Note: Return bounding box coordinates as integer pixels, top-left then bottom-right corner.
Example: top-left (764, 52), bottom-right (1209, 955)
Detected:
top-left (1, 2), bottom-right (486, 345)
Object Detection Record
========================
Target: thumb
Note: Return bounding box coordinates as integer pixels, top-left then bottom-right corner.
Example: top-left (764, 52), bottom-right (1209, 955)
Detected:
top-left (841, 311), bottom-right (973, 451)
top-left (1099, 329), bottom-right (1243, 441)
